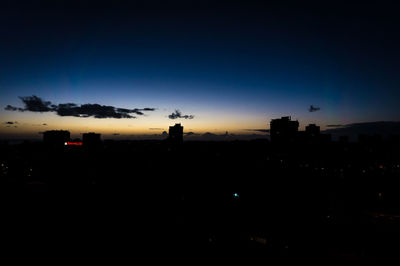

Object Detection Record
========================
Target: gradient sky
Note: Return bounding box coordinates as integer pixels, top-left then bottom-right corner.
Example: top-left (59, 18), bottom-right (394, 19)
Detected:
top-left (1, 0), bottom-right (400, 139)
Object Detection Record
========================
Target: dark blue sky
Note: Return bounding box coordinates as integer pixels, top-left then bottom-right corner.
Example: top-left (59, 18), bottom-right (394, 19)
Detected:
top-left (1, 0), bottom-right (400, 137)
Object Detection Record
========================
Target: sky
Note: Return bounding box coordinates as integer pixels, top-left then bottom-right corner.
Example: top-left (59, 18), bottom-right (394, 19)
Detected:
top-left (1, 0), bottom-right (400, 139)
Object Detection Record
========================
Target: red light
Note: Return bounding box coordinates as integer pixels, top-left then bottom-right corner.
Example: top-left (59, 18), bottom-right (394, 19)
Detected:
top-left (66, 142), bottom-right (82, 146)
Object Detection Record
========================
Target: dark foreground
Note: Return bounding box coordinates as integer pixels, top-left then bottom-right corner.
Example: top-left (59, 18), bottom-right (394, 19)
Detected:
top-left (1, 139), bottom-right (400, 263)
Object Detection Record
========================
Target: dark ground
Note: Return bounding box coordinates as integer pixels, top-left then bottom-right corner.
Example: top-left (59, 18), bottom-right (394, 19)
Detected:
top-left (1, 138), bottom-right (400, 264)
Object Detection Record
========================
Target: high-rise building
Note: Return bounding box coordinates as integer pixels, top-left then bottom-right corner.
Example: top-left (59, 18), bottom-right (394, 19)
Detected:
top-left (270, 116), bottom-right (299, 143)
top-left (168, 123), bottom-right (183, 143)
top-left (305, 124), bottom-right (320, 137)
top-left (43, 130), bottom-right (70, 147)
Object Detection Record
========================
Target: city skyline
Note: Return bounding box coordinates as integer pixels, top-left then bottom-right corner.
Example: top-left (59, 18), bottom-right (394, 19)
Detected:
top-left (1, 1), bottom-right (400, 139)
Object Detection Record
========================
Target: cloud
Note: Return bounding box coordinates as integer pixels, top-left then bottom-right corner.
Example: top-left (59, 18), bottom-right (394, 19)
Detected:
top-left (4, 121), bottom-right (18, 128)
top-left (181, 132), bottom-right (269, 141)
top-left (245, 129), bottom-right (270, 133)
top-left (168, 109), bottom-right (194, 119)
top-left (326, 124), bottom-right (344, 128)
top-left (5, 95), bottom-right (156, 119)
top-left (149, 128), bottom-right (164, 130)
top-left (323, 121), bottom-right (400, 140)
top-left (5, 105), bottom-right (22, 111)
top-left (57, 103), bottom-right (137, 118)
top-left (308, 105), bottom-right (320, 112)
top-left (19, 95), bottom-right (54, 112)
top-left (5, 123), bottom-right (17, 128)
top-left (112, 133), bottom-right (120, 136)
top-left (42, 123), bottom-right (47, 126)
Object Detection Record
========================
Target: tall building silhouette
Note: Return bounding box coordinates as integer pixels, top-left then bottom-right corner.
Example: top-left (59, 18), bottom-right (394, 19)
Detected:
top-left (43, 130), bottom-right (70, 147)
top-left (305, 124), bottom-right (320, 137)
top-left (270, 116), bottom-right (299, 143)
top-left (169, 123), bottom-right (183, 143)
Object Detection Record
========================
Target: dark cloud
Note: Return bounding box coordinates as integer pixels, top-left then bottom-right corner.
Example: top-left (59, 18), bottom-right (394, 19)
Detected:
top-left (57, 104), bottom-right (157, 118)
top-left (19, 95), bottom-right (54, 112)
top-left (116, 107), bottom-right (131, 113)
top-left (245, 129), bottom-right (270, 133)
top-left (116, 107), bottom-right (153, 116)
top-left (181, 132), bottom-right (269, 141)
top-left (4, 105), bottom-right (16, 111)
top-left (5, 105), bottom-right (24, 111)
top-left (168, 109), bottom-right (194, 119)
top-left (57, 103), bottom-right (137, 118)
top-left (308, 105), bottom-right (320, 112)
top-left (5, 95), bottom-right (156, 119)
top-left (42, 123), bottom-right (47, 126)
top-left (149, 128), bottom-right (164, 130)
top-left (323, 121), bottom-right (400, 140)
top-left (5, 122), bottom-right (18, 128)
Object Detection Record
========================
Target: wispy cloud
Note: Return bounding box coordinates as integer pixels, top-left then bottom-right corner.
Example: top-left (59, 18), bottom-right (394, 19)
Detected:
top-left (168, 109), bottom-right (194, 119)
top-left (326, 124), bottom-right (344, 127)
top-left (245, 129), bottom-right (270, 133)
top-left (308, 105), bottom-right (321, 112)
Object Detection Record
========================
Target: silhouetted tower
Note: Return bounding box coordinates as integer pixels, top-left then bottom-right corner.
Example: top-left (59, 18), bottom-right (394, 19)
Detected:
top-left (305, 124), bottom-right (320, 137)
top-left (83, 132), bottom-right (102, 147)
top-left (270, 116), bottom-right (299, 143)
top-left (169, 123), bottom-right (183, 143)
top-left (43, 130), bottom-right (70, 147)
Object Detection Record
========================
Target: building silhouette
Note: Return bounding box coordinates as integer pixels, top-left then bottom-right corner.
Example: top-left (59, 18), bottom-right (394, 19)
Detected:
top-left (305, 124), bottom-right (320, 137)
top-left (270, 116), bottom-right (299, 143)
top-left (83, 132), bottom-right (102, 147)
top-left (168, 123), bottom-right (183, 143)
top-left (43, 130), bottom-right (70, 147)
